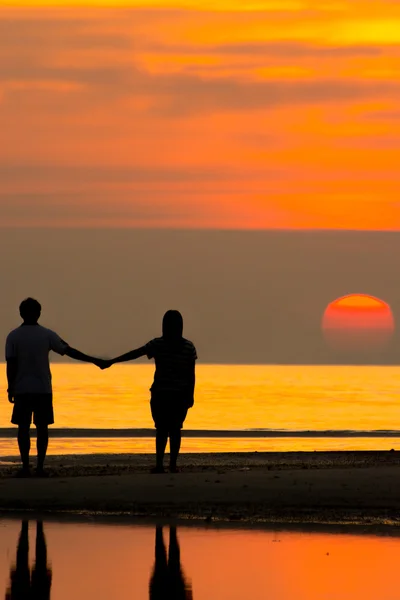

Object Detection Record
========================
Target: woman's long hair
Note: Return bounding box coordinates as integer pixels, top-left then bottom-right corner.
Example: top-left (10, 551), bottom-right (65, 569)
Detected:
top-left (162, 310), bottom-right (183, 342)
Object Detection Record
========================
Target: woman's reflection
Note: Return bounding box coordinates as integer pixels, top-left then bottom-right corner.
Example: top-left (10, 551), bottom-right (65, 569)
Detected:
top-left (149, 526), bottom-right (193, 600)
top-left (5, 521), bottom-right (52, 600)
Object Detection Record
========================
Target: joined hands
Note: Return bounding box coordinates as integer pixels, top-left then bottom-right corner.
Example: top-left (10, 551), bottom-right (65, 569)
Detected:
top-left (93, 358), bottom-right (113, 370)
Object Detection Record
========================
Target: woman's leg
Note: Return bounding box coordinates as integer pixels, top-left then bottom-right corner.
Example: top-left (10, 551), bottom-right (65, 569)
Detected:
top-left (155, 429), bottom-right (168, 472)
top-left (151, 397), bottom-right (168, 472)
top-left (169, 428), bottom-right (181, 472)
top-left (169, 402), bottom-right (188, 472)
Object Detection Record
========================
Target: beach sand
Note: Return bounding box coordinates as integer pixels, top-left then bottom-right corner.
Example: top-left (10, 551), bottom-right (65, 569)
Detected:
top-left (0, 451), bottom-right (399, 525)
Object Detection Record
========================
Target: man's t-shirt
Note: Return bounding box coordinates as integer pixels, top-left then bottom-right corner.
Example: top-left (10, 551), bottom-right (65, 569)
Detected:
top-left (144, 337), bottom-right (197, 394)
top-left (5, 325), bottom-right (69, 395)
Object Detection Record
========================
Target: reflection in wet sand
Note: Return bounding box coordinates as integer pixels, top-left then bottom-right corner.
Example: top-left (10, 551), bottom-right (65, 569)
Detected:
top-left (150, 527), bottom-right (193, 600)
top-left (3, 518), bottom-right (400, 600)
top-left (5, 521), bottom-right (52, 600)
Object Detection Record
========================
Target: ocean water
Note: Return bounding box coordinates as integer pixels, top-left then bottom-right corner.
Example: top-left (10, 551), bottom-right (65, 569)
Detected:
top-left (1, 518), bottom-right (400, 600)
top-left (0, 364), bottom-right (399, 454)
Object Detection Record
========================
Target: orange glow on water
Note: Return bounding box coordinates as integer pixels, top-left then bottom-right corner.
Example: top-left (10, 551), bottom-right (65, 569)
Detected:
top-left (1, 365), bottom-right (400, 455)
top-left (322, 294), bottom-right (395, 353)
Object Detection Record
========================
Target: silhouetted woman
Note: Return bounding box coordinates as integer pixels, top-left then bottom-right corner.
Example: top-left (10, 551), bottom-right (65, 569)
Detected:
top-left (31, 522), bottom-right (52, 600)
top-left (108, 310), bottom-right (197, 473)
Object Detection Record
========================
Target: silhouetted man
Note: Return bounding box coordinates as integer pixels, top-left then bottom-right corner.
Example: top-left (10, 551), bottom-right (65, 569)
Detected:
top-left (149, 526), bottom-right (193, 600)
top-left (5, 520), bottom-right (52, 600)
top-left (6, 298), bottom-right (104, 477)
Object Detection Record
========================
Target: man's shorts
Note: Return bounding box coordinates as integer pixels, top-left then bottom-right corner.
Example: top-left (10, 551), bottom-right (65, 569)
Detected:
top-left (11, 394), bottom-right (54, 426)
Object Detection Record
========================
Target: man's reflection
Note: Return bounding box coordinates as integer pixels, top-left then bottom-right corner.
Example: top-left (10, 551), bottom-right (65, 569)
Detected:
top-left (150, 526), bottom-right (193, 600)
top-left (5, 521), bottom-right (52, 600)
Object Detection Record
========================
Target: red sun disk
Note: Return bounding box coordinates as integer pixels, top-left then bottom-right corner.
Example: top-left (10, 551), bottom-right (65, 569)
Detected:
top-left (322, 294), bottom-right (395, 353)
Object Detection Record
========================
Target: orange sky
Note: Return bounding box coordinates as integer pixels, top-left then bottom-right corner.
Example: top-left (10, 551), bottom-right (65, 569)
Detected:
top-left (1, 1), bottom-right (400, 228)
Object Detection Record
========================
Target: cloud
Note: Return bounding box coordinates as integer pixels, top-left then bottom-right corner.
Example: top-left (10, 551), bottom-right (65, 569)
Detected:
top-left (365, 110), bottom-right (400, 121)
top-left (0, 17), bottom-right (133, 50)
top-left (0, 163), bottom-right (288, 227)
top-left (0, 163), bottom-right (276, 187)
top-left (145, 41), bottom-right (384, 58)
top-left (0, 189), bottom-right (220, 228)
top-left (0, 9), bottom-right (397, 118)
top-left (0, 192), bottom-right (191, 225)
top-left (1, 6), bottom-right (399, 231)
top-left (138, 72), bottom-right (400, 116)
top-left (2, 57), bottom-right (399, 117)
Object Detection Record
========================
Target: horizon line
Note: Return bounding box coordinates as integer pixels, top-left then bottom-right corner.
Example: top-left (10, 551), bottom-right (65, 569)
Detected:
top-left (0, 361), bottom-right (399, 367)
top-left (0, 428), bottom-right (400, 438)
top-left (1, 227), bottom-right (400, 234)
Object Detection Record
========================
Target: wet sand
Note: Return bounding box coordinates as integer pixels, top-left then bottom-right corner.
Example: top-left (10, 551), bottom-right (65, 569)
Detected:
top-left (0, 451), bottom-right (399, 525)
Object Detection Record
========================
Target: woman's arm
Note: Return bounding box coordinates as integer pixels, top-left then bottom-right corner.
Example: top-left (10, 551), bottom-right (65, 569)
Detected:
top-left (109, 346), bottom-right (147, 365)
top-left (187, 362), bottom-right (196, 407)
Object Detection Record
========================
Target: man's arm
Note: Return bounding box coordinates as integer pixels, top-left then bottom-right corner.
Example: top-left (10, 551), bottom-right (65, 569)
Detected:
top-left (6, 358), bottom-right (18, 403)
top-left (50, 332), bottom-right (105, 367)
top-left (64, 346), bottom-right (106, 367)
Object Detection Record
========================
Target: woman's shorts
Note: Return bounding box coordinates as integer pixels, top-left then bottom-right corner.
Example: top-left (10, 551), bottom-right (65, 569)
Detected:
top-left (150, 392), bottom-right (189, 431)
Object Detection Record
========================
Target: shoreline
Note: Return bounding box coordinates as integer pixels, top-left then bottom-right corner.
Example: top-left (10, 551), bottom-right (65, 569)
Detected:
top-left (1, 509), bottom-right (400, 534)
top-left (1, 449), bottom-right (400, 469)
top-left (0, 451), bottom-right (399, 526)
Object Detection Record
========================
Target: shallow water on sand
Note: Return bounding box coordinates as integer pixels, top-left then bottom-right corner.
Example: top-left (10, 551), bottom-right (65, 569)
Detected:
top-left (0, 364), bottom-right (399, 454)
top-left (0, 518), bottom-right (400, 600)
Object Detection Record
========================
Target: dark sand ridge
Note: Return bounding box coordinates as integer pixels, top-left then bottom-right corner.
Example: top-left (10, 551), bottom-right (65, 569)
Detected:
top-left (0, 452), bottom-right (399, 525)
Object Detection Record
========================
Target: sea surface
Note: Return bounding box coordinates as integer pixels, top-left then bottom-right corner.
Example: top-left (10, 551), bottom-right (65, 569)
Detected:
top-left (1, 518), bottom-right (400, 600)
top-left (0, 364), bottom-right (399, 455)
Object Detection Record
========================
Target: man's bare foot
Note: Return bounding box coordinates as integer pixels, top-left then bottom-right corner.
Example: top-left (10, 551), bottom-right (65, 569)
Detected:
top-left (15, 467), bottom-right (31, 478)
top-left (169, 465), bottom-right (179, 473)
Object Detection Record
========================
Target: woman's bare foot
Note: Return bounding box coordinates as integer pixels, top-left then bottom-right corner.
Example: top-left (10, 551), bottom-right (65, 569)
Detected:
top-left (150, 466), bottom-right (166, 474)
top-left (35, 468), bottom-right (50, 478)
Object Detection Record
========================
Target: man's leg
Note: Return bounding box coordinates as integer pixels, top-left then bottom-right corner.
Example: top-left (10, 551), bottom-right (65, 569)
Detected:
top-left (154, 429), bottom-right (168, 473)
top-left (34, 394), bottom-right (53, 475)
top-left (35, 424), bottom-right (49, 474)
top-left (12, 396), bottom-right (32, 474)
top-left (169, 428), bottom-right (181, 472)
top-left (17, 425), bottom-right (31, 472)
top-left (5, 521), bottom-right (31, 599)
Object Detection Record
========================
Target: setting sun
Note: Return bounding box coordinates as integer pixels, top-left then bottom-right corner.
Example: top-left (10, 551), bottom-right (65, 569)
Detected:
top-left (322, 294), bottom-right (395, 353)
